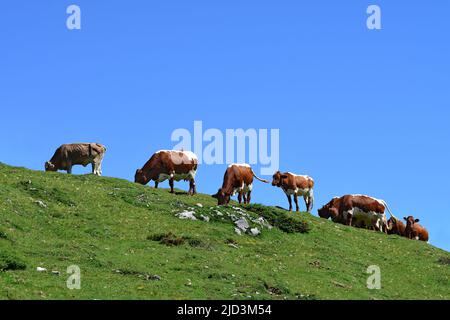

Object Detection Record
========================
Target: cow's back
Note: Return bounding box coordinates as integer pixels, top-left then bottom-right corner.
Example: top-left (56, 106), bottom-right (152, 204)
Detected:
top-left (341, 195), bottom-right (385, 213)
top-left (293, 174), bottom-right (314, 190)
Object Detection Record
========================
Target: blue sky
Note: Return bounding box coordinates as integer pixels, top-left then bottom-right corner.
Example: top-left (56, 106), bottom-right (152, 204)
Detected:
top-left (1, 1), bottom-right (449, 251)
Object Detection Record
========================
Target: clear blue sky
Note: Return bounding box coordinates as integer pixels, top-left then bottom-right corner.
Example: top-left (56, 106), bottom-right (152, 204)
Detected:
top-left (1, 1), bottom-right (449, 251)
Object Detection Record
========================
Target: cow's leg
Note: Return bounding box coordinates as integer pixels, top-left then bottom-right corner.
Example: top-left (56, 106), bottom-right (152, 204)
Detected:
top-left (192, 180), bottom-right (197, 195)
top-left (307, 190), bottom-right (314, 213)
top-left (98, 159), bottom-right (103, 176)
top-left (67, 163), bottom-right (72, 174)
top-left (92, 161), bottom-right (100, 176)
top-left (286, 194), bottom-right (293, 212)
top-left (189, 179), bottom-right (197, 195)
top-left (344, 210), bottom-right (353, 226)
top-left (169, 178), bottom-right (175, 193)
top-left (246, 191), bottom-right (251, 204)
top-left (238, 192), bottom-right (243, 204)
top-left (294, 194), bottom-right (300, 212)
top-left (154, 181), bottom-right (159, 189)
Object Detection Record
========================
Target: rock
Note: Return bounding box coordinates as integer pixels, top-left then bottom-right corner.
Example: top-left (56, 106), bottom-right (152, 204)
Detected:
top-left (51, 271), bottom-right (60, 276)
top-left (253, 217), bottom-right (273, 229)
top-left (234, 228), bottom-right (242, 236)
top-left (234, 218), bottom-right (249, 232)
top-left (147, 275), bottom-right (161, 281)
top-left (176, 211), bottom-right (197, 221)
top-left (196, 203), bottom-right (203, 208)
top-left (228, 243), bottom-right (239, 249)
top-left (250, 228), bottom-right (261, 236)
top-left (36, 267), bottom-right (47, 272)
top-left (214, 210), bottom-right (223, 216)
top-left (200, 215), bottom-right (210, 222)
top-left (34, 200), bottom-right (47, 209)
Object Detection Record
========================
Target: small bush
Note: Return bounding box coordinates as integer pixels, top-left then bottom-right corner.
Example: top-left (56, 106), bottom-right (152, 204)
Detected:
top-left (148, 232), bottom-right (186, 246)
top-left (245, 204), bottom-right (311, 234)
top-left (0, 231), bottom-right (8, 239)
top-left (0, 252), bottom-right (26, 271)
top-left (147, 232), bottom-right (205, 248)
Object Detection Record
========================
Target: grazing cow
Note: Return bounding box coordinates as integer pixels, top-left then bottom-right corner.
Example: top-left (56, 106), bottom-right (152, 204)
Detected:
top-left (387, 217), bottom-right (406, 237)
top-left (212, 164), bottom-right (269, 205)
top-left (271, 171), bottom-right (315, 212)
top-left (318, 195), bottom-right (395, 233)
top-left (404, 216), bottom-right (429, 242)
top-left (45, 143), bottom-right (106, 176)
top-left (135, 150), bottom-right (198, 195)
top-left (318, 197), bottom-right (345, 223)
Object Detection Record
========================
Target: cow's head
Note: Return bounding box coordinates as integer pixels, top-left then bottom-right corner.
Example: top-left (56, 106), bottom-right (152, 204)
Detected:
top-left (45, 161), bottom-right (57, 172)
top-left (404, 216), bottom-right (420, 227)
top-left (318, 198), bottom-right (340, 221)
top-left (387, 216), bottom-right (401, 230)
top-left (134, 169), bottom-right (148, 185)
top-left (272, 171), bottom-right (287, 187)
top-left (212, 188), bottom-right (230, 206)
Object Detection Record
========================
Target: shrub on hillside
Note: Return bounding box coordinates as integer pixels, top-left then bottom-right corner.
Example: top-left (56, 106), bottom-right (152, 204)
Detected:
top-left (245, 204), bottom-right (311, 234)
top-left (0, 251), bottom-right (26, 271)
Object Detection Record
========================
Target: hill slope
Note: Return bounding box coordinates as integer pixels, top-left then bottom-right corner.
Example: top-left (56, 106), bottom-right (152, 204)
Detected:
top-left (0, 163), bottom-right (448, 300)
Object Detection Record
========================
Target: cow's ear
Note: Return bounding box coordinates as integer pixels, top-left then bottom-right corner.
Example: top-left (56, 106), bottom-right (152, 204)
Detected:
top-left (211, 193), bottom-right (218, 199)
top-left (403, 217), bottom-right (407, 221)
top-left (415, 219), bottom-right (420, 223)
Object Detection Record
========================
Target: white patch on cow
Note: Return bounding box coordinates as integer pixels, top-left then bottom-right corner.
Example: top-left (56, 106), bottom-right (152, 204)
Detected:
top-left (228, 163), bottom-right (251, 168)
top-left (283, 187), bottom-right (311, 197)
top-left (350, 207), bottom-right (387, 231)
top-left (351, 194), bottom-right (384, 205)
top-left (231, 182), bottom-right (252, 196)
top-left (287, 172), bottom-right (312, 180)
top-left (158, 170), bottom-right (196, 182)
top-left (156, 150), bottom-right (198, 163)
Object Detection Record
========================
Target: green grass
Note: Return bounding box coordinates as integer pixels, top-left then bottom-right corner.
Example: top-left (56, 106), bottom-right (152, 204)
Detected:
top-left (0, 162), bottom-right (448, 300)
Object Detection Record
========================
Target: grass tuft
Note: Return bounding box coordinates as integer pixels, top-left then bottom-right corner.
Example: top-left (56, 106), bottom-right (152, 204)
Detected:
top-left (245, 204), bottom-right (311, 233)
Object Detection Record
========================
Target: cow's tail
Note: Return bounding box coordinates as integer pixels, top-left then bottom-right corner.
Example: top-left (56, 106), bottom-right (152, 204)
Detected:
top-left (251, 169), bottom-right (269, 183)
top-left (380, 199), bottom-right (397, 220)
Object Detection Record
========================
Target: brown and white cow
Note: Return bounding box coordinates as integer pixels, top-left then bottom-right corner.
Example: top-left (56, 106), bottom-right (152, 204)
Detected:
top-left (135, 150), bottom-right (198, 195)
top-left (271, 171), bottom-right (315, 213)
top-left (212, 164), bottom-right (269, 205)
top-left (318, 195), bottom-right (395, 233)
top-left (387, 216), bottom-right (406, 237)
top-left (45, 143), bottom-right (107, 176)
top-left (404, 216), bottom-right (429, 242)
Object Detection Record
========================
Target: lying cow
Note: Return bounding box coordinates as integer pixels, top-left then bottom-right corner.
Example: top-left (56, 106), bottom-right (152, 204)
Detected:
top-left (135, 150), bottom-right (198, 195)
top-left (212, 164), bottom-right (268, 205)
top-left (272, 171), bottom-right (315, 212)
top-left (318, 195), bottom-right (395, 233)
top-left (45, 143), bottom-right (107, 176)
top-left (404, 216), bottom-right (429, 242)
top-left (387, 216), bottom-right (406, 237)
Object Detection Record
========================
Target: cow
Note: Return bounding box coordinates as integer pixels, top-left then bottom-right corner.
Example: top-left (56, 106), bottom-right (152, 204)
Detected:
top-left (271, 171), bottom-right (315, 213)
top-left (45, 143), bottom-right (107, 176)
top-left (318, 195), bottom-right (396, 233)
top-left (134, 150), bottom-right (198, 195)
top-left (387, 216), bottom-right (406, 237)
top-left (404, 216), bottom-right (429, 242)
top-left (212, 164), bottom-right (269, 205)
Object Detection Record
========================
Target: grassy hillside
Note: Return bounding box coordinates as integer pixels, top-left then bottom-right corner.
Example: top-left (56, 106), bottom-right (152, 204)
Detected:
top-left (0, 163), bottom-right (448, 300)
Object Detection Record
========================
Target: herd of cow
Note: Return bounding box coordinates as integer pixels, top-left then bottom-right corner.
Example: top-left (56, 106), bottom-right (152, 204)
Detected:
top-left (44, 143), bottom-right (429, 242)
